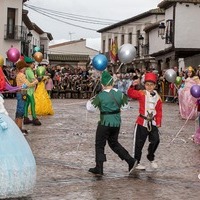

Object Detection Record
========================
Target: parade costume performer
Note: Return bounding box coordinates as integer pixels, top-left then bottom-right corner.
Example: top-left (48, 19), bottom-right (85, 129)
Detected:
top-left (0, 94), bottom-right (36, 199)
top-left (24, 56), bottom-right (41, 125)
top-left (193, 100), bottom-right (200, 144)
top-left (34, 66), bottom-right (54, 116)
top-left (0, 67), bottom-right (6, 91)
top-left (127, 72), bottom-right (162, 170)
top-left (15, 60), bottom-right (38, 135)
top-left (178, 66), bottom-right (199, 120)
top-left (86, 70), bottom-right (137, 176)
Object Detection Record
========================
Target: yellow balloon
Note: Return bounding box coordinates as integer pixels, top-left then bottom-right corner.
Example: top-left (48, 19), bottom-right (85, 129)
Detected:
top-left (0, 55), bottom-right (4, 66)
top-left (33, 52), bottom-right (43, 63)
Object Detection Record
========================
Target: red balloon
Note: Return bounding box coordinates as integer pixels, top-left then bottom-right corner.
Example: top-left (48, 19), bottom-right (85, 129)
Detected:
top-left (7, 48), bottom-right (20, 63)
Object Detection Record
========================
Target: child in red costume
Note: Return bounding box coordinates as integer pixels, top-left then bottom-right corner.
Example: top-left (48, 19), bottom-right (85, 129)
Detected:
top-left (127, 72), bottom-right (162, 170)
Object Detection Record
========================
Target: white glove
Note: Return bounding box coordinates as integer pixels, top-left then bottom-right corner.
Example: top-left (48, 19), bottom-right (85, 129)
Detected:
top-left (86, 100), bottom-right (97, 112)
top-left (121, 102), bottom-right (130, 111)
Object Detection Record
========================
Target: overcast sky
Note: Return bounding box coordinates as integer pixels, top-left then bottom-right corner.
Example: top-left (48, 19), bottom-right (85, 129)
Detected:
top-left (25, 0), bottom-right (162, 50)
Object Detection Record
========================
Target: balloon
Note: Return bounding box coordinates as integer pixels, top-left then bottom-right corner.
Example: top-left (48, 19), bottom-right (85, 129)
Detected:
top-left (34, 46), bottom-right (41, 52)
top-left (92, 54), bottom-right (108, 71)
top-left (5, 82), bottom-right (20, 92)
top-left (33, 52), bottom-right (43, 63)
top-left (175, 76), bottom-right (182, 86)
top-left (0, 55), bottom-right (4, 65)
top-left (164, 69), bottom-right (177, 83)
top-left (7, 48), bottom-right (20, 63)
top-left (118, 44), bottom-right (136, 64)
top-left (36, 66), bottom-right (46, 77)
top-left (190, 85), bottom-right (200, 98)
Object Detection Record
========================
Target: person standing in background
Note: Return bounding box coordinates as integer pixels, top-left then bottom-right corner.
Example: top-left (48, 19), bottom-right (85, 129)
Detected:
top-left (24, 56), bottom-right (41, 126)
top-left (15, 60), bottom-right (38, 135)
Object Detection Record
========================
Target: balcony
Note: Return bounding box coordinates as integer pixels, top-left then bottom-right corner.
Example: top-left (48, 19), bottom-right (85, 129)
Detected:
top-left (4, 25), bottom-right (27, 42)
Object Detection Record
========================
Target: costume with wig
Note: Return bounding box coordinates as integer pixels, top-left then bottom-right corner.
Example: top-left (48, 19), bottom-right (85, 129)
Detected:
top-left (34, 79), bottom-right (54, 116)
top-left (32, 66), bottom-right (54, 116)
top-left (178, 67), bottom-right (199, 120)
top-left (0, 95), bottom-right (36, 199)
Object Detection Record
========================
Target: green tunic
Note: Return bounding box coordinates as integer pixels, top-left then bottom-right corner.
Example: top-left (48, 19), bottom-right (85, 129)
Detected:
top-left (92, 88), bottom-right (128, 127)
top-left (25, 67), bottom-right (35, 96)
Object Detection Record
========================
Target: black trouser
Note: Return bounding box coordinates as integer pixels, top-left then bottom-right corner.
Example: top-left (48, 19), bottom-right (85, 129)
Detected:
top-left (95, 124), bottom-right (132, 162)
top-left (133, 124), bottom-right (160, 163)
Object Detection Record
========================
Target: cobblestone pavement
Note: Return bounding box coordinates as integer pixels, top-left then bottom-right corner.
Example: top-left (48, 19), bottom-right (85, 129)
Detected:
top-left (4, 99), bottom-right (200, 200)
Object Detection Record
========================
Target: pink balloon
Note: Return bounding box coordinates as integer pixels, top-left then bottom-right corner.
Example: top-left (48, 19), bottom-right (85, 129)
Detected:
top-left (7, 48), bottom-right (20, 63)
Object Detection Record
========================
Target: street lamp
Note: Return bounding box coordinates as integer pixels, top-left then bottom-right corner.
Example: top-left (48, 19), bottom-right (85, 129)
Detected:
top-left (158, 22), bottom-right (166, 39)
top-left (27, 31), bottom-right (33, 43)
top-left (138, 34), bottom-right (144, 47)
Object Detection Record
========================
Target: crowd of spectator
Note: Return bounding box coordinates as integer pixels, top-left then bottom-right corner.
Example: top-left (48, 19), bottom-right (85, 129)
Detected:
top-left (2, 64), bottom-right (200, 101)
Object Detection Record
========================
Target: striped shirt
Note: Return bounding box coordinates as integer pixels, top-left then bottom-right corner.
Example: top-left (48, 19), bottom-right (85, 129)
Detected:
top-left (16, 72), bottom-right (36, 88)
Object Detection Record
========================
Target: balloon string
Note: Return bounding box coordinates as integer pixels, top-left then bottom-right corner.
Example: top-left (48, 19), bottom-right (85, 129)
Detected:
top-left (116, 63), bottom-right (123, 73)
top-left (168, 104), bottom-right (197, 146)
top-left (91, 71), bottom-right (102, 97)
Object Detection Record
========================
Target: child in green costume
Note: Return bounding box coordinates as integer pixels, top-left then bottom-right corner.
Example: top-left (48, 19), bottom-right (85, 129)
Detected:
top-left (23, 56), bottom-right (41, 126)
top-left (86, 70), bottom-right (137, 176)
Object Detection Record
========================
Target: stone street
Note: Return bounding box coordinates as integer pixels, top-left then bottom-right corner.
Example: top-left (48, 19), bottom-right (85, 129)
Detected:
top-left (4, 99), bottom-right (200, 200)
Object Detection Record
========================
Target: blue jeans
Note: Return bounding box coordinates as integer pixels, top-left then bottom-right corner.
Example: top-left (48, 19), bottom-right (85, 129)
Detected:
top-left (15, 93), bottom-right (26, 118)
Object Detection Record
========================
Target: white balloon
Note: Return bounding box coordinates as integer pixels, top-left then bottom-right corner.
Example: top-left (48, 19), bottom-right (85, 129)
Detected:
top-left (164, 69), bottom-right (177, 83)
top-left (118, 44), bottom-right (136, 64)
top-left (86, 100), bottom-right (97, 112)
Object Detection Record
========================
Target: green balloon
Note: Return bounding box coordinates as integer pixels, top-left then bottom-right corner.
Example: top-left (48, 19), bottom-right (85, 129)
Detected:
top-left (36, 66), bottom-right (46, 77)
top-left (175, 76), bottom-right (182, 85)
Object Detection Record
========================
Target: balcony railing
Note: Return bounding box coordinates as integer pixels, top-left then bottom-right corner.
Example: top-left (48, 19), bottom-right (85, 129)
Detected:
top-left (4, 25), bottom-right (27, 41)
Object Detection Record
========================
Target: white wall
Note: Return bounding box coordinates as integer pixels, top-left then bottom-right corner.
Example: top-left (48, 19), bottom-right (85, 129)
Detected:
top-left (149, 28), bottom-right (165, 55)
top-left (175, 3), bottom-right (200, 48)
top-left (0, 0), bottom-right (23, 64)
top-left (49, 40), bottom-right (98, 58)
top-left (101, 13), bottom-right (164, 52)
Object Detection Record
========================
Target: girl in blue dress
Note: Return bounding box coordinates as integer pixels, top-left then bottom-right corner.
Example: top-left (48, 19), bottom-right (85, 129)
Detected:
top-left (0, 94), bottom-right (36, 199)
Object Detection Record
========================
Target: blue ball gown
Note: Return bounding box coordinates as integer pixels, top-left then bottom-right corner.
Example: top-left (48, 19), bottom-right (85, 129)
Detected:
top-left (0, 112), bottom-right (36, 199)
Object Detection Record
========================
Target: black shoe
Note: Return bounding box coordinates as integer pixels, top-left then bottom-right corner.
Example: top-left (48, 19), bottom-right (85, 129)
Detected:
top-left (32, 118), bottom-right (42, 126)
top-left (20, 129), bottom-right (28, 136)
top-left (88, 167), bottom-right (103, 176)
top-left (128, 159), bottom-right (138, 175)
top-left (23, 117), bottom-right (32, 125)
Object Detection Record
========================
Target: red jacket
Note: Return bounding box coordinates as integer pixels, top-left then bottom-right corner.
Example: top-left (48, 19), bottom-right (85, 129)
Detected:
top-left (127, 87), bottom-right (162, 127)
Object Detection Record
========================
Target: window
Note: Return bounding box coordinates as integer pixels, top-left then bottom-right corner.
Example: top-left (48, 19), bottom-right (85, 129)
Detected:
top-left (7, 8), bottom-right (16, 39)
top-left (40, 44), bottom-right (44, 55)
top-left (165, 19), bottom-right (173, 44)
top-left (102, 40), bottom-right (106, 53)
top-left (128, 32), bottom-right (132, 44)
top-left (108, 38), bottom-right (111, 51)
top-left (121, 34), bottom-right (124, 45)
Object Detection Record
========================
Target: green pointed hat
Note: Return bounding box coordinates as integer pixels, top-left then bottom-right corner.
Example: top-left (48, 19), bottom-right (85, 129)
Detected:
top-left (101, 70), bottom-right (113, 86)
top-left (24, 56), bottom-right (34, 63)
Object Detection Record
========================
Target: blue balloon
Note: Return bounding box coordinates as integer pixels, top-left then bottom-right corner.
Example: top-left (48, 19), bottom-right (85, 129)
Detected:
top-left (92, 54), bottom-right (108, 71)
top-left (190, 85), bottom-right (200, 98)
